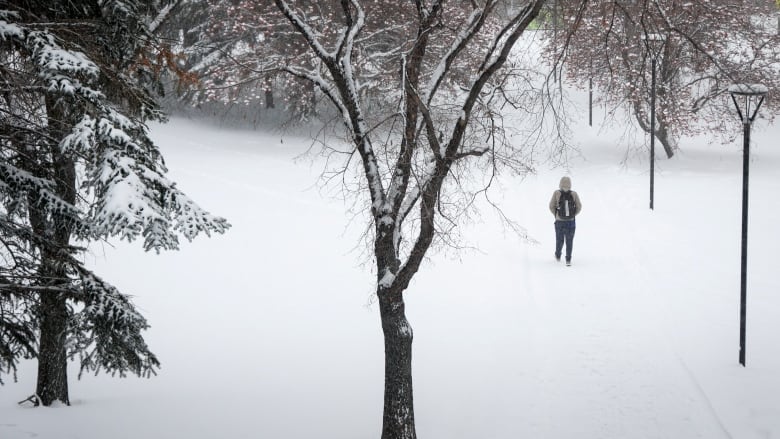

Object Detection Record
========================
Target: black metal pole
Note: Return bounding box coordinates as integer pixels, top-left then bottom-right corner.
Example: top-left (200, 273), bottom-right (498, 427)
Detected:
top-left (589, 76), bottom-right (593, 126)
top-left (650, 57), bottom-right (656, 210)
top-left (739, 119), bottom-right (750, 367)
top-left (553, 0), bottom-right (558, 83)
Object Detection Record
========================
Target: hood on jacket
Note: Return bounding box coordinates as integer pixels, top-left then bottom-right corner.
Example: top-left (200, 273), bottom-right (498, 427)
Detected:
top-left (559, 176), bottom-right (572, 191)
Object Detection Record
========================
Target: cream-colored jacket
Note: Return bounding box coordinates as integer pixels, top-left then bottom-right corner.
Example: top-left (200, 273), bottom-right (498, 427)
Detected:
top-left (549, 177), bottom-right (582, 221)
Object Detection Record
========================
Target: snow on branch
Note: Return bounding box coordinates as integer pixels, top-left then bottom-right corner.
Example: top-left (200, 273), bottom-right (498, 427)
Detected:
top-left (337, 0), bottom-right (366, 121)
top-left (76, 114), bottom-right (229, 251)
top-left (424, 7), bottom-right (487, 105)
top-left (335, 0), bottom-right (365, 61)
top-left (0, 294), bottom-right (36, 384)
top-left (0, 16), bottom-right (23, 39)
top-left (3, 10), bottom-right (230, 251)
top-left (147, 0), bottom-right (180, 34)
top-left (31, 34), bottom-right (98, 78)
top-left (453, 146), bottom-right (490, 160)
top-left (281, 65), bottom-right (350, 129)
top-left (0, 162), bottom-right (89, 236)
top-left (3, 19), bottom-right (102, 100)
top-left (273, 0), bottom-right (336, 60)
top-left (274, 0), bottom-right (385, 214)
top-left (444, 0), bottom-right (545, 158)
top-left (71, 266), bottom-right (159, 379)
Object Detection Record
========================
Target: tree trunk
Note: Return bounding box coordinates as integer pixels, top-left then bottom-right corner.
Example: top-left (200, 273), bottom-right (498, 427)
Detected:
top-left (264, 85), bottom-right (274, 109)
top-left (32, 150), bottom-right (75, 406)
top-left (31, 95), bottom-right (78, 407)
top-left (302, 79), bottom-right (316, 116)
top-left (654, 117), bottom-right (675, 159)
top-left (379, 288), bottom-right (416, 439)
top-left (654, 56), bottom-right (676, 159)
top-left (35, 291), bottom-right (70, 406)
top-left (632, 98), bottom-right (675, 159)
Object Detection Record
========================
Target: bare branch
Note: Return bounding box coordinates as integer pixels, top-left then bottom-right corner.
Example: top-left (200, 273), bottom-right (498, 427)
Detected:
top-left (273, 0), bottom-right (336, 61)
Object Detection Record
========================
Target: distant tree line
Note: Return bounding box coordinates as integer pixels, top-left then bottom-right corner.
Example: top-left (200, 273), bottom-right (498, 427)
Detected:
top-left (546, 0), bottom-right (779, 157)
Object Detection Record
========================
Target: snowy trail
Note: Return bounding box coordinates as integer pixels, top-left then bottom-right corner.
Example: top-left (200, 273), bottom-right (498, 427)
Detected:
top-left (512, 169), bottom-right (735, 439)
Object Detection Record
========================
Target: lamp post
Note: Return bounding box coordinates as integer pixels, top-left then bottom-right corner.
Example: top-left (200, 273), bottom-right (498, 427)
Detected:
top-left (643, 33), bottom-right (665, 210)
top-left (589, 58), bottom-right (593, 127)
top-left (728, 83), bottom-right (768, 367)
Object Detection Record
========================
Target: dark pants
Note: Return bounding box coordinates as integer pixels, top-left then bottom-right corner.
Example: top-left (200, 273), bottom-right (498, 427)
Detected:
top-left (554, 220), bottom-right (576, 262)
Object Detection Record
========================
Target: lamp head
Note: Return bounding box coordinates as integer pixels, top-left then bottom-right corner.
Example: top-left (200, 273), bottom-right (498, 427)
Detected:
top-left (729, 83), bottom-right (768, 123)
top-left (728, 83), bottom-right (769, 98)
top-left (641, 33), bottom-right (666, 56)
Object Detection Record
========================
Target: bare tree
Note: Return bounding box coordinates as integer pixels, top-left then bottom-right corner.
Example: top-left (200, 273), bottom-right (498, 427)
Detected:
top-left (174, 0), bottom-right (506, 126)
top-left (271, 1), bottom-right (548, 438)
top-left (548, 0), bottom-right (779, 158)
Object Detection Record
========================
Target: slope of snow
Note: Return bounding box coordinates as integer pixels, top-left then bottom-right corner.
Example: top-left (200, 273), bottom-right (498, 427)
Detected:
top-left (1, 95), bottom-right (778, 438)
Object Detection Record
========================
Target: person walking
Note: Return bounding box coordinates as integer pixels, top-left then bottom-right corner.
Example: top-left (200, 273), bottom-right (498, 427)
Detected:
top-left (549, 176), bottom-right (582, 266)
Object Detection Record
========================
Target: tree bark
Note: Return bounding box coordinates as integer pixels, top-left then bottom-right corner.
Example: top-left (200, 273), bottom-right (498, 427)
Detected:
top-left (654, 53), bottom-right (676, 159)
top-left (34, 154), bottom-right (75, 407)
top-left (32, 95), bottom-right (78, 407)
top-left (35, 290), bottom-right (70, 406)
top-left (378, 288), bottom-right (416, 439)
top-left (264, 84), bottom-right (275, 109)
top-left (632, 98), bottom-right (675, 159)
top-left (655, 116), bottom-right (675, 159)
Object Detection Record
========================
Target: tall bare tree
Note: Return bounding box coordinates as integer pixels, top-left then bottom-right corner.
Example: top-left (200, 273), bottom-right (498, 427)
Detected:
top-left (271, 1), bottom-right (548, 438)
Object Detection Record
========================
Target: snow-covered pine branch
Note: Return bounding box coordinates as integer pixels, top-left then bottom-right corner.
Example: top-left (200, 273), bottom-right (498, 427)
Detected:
top-left (0, 3), bottom-right (230, 405)
top-left (0, 288), bottom-right (36, 384)
top-left (71, 266), bottom-right (159, 379)
top-left (0, 162), bottom-right (89, 236)
top-left (62, 112), bottom-right (229, 251)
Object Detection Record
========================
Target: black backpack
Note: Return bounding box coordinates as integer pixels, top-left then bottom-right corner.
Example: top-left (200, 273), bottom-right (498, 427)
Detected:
top-left (557, 190), bottom-right (576, 220)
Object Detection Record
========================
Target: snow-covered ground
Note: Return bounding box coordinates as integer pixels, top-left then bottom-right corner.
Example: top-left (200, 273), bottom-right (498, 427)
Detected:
top-left (1, 89), bottom-right (779, 438)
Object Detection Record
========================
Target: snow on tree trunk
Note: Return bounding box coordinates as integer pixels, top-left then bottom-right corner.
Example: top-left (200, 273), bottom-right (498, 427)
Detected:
top-left (379, 288), bottom-right (416, 439)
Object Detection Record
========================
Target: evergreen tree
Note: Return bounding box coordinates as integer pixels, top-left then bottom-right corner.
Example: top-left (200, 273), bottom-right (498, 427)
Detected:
top-left (0, 0), bottom-right (229, 406)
